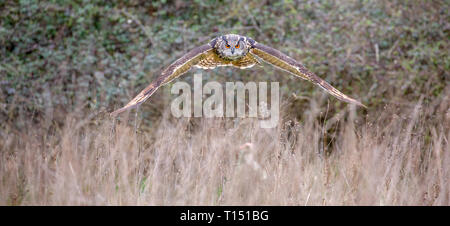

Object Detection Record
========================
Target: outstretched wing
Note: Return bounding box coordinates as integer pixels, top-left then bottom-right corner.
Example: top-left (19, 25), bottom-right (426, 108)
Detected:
top-left (249, 43), bottom-right (366, 107)
top-left (110, 44), bottom-right (213, 116)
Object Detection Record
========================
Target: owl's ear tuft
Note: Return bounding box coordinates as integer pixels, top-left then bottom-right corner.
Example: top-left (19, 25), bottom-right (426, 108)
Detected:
top-left (209, 38), bottom-right (218, 48)
top-left (246, 37), bottom-right (256, 47)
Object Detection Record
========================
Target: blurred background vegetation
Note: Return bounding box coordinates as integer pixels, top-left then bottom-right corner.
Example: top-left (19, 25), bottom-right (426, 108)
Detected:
top-left (0, 0), bottom-right (449, 206)
top-left (0, 0), bottom-right (448, 128)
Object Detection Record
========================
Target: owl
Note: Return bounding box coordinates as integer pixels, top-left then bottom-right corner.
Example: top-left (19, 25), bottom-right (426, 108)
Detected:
top-left (110, 34), bottom-right (365, 116)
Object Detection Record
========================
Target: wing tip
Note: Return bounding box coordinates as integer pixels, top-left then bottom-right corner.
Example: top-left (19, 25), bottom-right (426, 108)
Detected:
top-left (348, 99), bottom-right (367, 109)
top-left (110, 108), bottom-right (126, 117)
top-left (110, 104), bottom-right (137, 117)
top-left (360, 102), bottom-right (368, 109)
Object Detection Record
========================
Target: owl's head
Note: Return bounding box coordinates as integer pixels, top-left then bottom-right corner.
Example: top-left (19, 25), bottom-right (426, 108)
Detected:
top-left (213, 34), bottom-right (250, 60)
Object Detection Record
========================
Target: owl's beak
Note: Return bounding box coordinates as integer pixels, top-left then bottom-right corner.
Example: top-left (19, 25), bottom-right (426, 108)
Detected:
top-left (231, 48), bottom-right (235, 54)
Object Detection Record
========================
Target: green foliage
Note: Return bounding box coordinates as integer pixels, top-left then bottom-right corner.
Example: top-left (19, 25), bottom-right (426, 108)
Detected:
top-left (0, 0), bottom-right (448, 206)
top-left (0, 0), bottom-right (448, 125)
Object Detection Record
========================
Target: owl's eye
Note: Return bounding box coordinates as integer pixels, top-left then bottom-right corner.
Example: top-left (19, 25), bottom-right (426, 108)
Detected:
top-left (235, 44), bottom-right (240, 48)
top-left (226, 45), bottom-right (230, 48)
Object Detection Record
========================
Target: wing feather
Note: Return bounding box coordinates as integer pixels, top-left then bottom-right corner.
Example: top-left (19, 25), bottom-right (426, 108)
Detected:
top-left (231, 54), bottom-right (261, 69)
top-left (250, 43), bottom-right (366, 107)
top-left (110, 44), bottom-right (213, 116)
top-left (194, 50), bottom-right (231, 69)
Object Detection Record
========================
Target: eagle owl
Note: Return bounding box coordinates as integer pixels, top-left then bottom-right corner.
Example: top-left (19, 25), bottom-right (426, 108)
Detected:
top-left (111, 34), bottom-right (365, 116)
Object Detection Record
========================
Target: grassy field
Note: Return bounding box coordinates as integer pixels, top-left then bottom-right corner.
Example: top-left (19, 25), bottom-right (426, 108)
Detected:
top-left (0, 0), bottom-right (448, 205)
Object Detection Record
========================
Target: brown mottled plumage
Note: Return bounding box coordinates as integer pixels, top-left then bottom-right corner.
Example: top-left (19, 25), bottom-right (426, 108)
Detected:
top-left (110, 34), bottom-right (365, 116)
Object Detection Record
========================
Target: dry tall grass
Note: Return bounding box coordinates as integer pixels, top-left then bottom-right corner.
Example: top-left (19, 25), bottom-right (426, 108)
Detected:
top-left (1, 92), bottom-right (448, 205)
